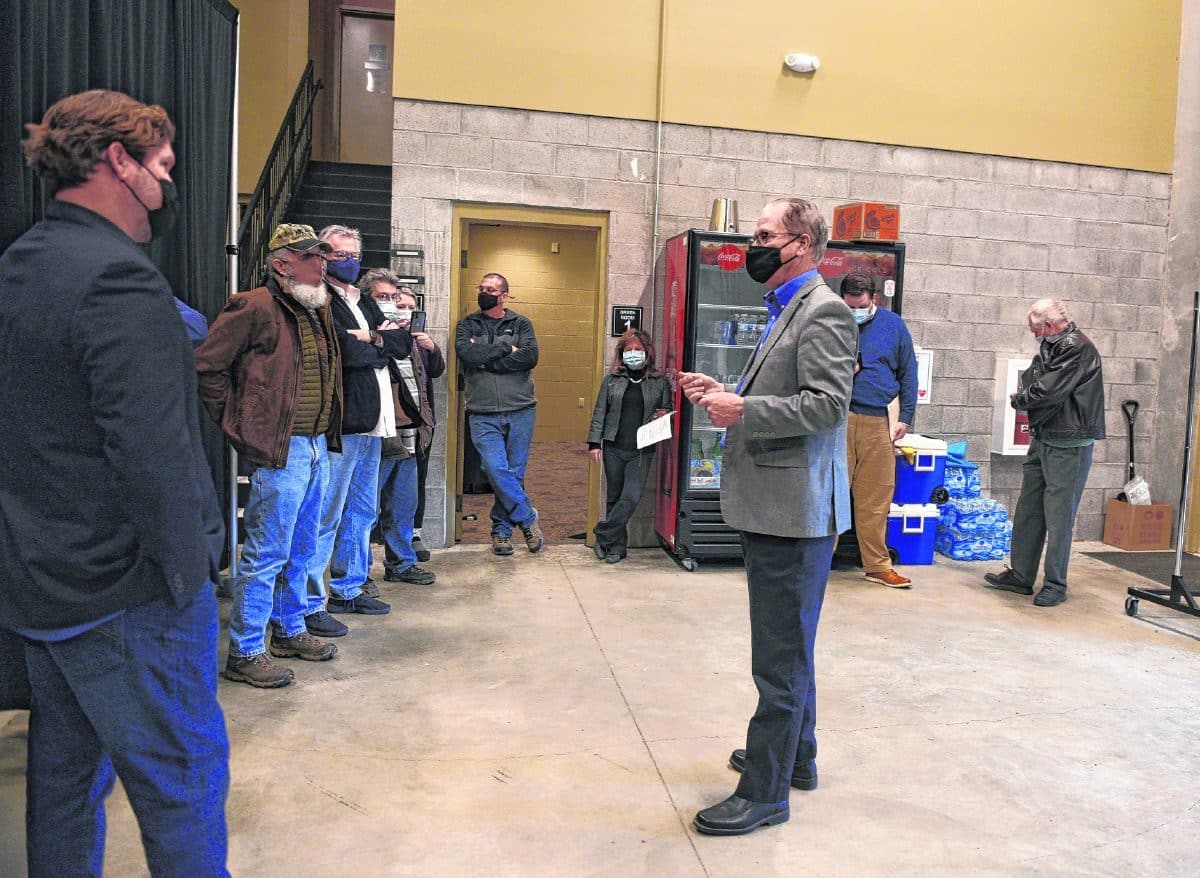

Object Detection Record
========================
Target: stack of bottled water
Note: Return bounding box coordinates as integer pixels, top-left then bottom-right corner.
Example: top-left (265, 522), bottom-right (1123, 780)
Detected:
top-left (935, 473), bottom-right (1012, 562)
top-left (944, 462), bottom-right (981, 499)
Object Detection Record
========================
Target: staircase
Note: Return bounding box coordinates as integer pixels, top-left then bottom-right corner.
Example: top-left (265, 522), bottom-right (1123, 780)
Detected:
top-left (286, 161), bottom-right (392, 269)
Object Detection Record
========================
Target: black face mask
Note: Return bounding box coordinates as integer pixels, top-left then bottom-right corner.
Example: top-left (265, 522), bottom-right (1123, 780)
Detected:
top-left (146, 178), bottom-right (180, 239)
top-left (745, 234), bottom-right (803, 284)
top-left (120, 161), bottom-right (180, 240)
top-left (478, 291), bottom-right (502, 310)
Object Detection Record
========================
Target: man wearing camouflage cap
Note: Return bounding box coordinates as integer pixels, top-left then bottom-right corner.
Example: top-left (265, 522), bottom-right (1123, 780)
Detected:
top-left (196, 223), bottom-right (345, 688)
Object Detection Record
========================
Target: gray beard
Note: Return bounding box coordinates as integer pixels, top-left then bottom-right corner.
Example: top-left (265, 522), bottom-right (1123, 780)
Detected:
top-left (282, 280), bottom-right (329, 310)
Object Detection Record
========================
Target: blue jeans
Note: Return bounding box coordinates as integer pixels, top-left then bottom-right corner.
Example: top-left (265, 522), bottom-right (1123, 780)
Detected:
top-left (469, 406), bottom-right (537, 537)
top-left (230, 435), bottom-right (328, 657)
top-left (22, 588), bottom-right (229, 877)
top-left (378, 455), bottom-right (419, 576)
top-left (308, 434), bottom-right (381, 605)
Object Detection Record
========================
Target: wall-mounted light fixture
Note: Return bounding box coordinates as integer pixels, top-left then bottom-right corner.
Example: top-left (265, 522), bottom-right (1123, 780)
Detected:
top-left (784, 53), bottom-right (820, 74)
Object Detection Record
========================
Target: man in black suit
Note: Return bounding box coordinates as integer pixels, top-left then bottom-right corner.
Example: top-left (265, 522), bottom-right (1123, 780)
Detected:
top-left (0, 90), bottom-right (229, 876)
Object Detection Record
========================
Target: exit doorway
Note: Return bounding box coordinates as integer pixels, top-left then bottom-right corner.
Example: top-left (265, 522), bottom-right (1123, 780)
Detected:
top-left (447, 205), bottom-right (610, 547)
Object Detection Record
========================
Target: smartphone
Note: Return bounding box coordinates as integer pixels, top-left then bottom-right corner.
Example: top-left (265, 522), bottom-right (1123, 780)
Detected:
top-left (410, 310), bottom-right (426, 333)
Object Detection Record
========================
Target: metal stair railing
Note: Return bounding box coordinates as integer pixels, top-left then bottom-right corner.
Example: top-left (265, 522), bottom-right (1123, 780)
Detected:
top-left (236, 61), bottom-right (322, 291)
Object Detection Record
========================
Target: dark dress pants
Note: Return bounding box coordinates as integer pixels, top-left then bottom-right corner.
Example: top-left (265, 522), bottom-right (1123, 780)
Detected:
top-left (593, 445), bottom-right (654, 557)
top-left (1010, 439), bottom-right (1093, 591)
top-left (414, 444), bottom-right (429, 530)
top-left (735, 530), bottom-right (836, 805)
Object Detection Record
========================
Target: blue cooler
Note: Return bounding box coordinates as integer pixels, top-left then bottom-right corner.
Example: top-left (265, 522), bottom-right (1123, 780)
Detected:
top-left (893, 434), bottom-right (948, 505)
top-left (886, 503), bottom-right (940, 565)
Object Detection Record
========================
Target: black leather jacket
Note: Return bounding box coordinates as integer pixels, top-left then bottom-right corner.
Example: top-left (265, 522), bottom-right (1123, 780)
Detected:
top-left (1012, 322), bottom-right (1106, 442)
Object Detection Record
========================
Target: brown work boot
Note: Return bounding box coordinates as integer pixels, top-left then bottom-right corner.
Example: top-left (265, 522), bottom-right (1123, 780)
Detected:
top-left (223, 653), bottom-right (294, 688)
top-left (865, 568), bottom-right (912, 588)
top-left (269, 631), bottom-right (338, 662)
top-left (492, 534), bottom-right (514, 556)
top-left (521, 513), bottom-right (544, 554)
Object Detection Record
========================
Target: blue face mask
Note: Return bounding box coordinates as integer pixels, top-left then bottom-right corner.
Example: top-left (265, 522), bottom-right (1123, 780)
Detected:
top-left (622, 350), bottom-right (646, 369)
top-left (326, 256), bottom-right (360, 284)
top-left (852, 306), bottom-right (874, 325)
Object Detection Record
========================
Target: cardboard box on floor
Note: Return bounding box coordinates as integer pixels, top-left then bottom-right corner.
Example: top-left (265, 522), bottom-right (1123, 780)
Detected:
top-left (1102, 498), bottom-right (1173, 550)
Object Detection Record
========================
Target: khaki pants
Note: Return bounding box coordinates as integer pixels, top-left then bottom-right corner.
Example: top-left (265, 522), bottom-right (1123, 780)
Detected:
top-left (846, 411), bottom-right (895, 573)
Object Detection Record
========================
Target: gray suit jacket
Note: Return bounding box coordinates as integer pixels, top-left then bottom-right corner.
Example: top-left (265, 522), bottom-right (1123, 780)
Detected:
top-left (720, 275), bottom-right (857, 538)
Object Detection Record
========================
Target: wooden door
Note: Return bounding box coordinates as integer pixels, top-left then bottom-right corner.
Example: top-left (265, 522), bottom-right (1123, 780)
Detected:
top-left (338, 12), bottom-right (393, 165)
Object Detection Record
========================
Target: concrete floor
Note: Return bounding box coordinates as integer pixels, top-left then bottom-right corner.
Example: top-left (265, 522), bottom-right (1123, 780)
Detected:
top-left (2, 541), bottom-right (1200, 876)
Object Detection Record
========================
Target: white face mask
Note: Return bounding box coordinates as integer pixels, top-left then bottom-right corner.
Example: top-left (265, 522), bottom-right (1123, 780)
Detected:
top-left (394, 308), bottom-right (413, 324)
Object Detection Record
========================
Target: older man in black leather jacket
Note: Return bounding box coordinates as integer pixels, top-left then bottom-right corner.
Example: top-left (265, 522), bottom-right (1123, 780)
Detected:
top-left (986, 298), bottom-right (1105, 607)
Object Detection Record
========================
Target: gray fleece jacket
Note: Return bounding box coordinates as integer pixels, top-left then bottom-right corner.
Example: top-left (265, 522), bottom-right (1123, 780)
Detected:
top-left (454, 308), bottom-right (539, 413)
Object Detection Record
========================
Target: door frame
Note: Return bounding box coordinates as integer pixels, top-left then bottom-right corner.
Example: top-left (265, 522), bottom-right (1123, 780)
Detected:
top-left (447, 202), bottom-right (610, 544)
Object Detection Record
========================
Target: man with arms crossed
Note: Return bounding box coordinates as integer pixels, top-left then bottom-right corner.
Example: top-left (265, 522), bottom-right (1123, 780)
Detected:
top-left (454, 272), bottom-right (544, 555)
top-left (680, 197), bottom-right (856, 836)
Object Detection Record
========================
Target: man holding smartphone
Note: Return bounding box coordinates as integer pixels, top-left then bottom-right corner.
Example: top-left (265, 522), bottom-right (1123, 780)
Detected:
top-left (362, 269), bottom-right (445, 583)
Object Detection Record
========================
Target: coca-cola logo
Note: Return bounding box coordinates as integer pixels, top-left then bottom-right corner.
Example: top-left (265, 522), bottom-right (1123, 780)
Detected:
top-left (716, 244), bottom-right (745, 271)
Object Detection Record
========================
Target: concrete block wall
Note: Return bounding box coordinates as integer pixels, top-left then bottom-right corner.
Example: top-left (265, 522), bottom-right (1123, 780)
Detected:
top-left (390, 98), bottom-right (1170, 547)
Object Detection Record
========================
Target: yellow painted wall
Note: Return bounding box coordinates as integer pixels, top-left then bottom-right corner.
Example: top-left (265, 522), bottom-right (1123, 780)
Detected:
top-left (394, 0), bottom-right (1181, 173)
top-left (232, 0), bottom-right (310, 194)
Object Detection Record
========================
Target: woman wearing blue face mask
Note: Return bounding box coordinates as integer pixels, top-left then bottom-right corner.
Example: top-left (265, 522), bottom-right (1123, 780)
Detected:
top-left (586, 329), bottom-right (672, 563)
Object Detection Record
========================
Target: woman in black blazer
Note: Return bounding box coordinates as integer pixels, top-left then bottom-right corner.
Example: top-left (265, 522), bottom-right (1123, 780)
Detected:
top-left (586, 329), bottom-right (671, 563)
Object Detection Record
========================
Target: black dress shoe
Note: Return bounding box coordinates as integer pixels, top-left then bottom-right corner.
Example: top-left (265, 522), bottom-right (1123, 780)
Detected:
top-left (984, 568), bottom-right (1033, 595)
top-left (1033, 586), bottom-right (1067, 607)
top-left (728, 748), bottom-right (817, 791)
top-left (693, 794), bottom-right (788, 836)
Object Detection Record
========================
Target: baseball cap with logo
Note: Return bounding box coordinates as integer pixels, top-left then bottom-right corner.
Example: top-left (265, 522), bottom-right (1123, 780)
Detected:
top-left (268, 223), bottom-right (332, 254)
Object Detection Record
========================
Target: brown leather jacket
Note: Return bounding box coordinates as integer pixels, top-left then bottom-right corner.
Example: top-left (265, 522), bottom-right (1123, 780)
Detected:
top-left (195, 278), bottom-right (343, 467)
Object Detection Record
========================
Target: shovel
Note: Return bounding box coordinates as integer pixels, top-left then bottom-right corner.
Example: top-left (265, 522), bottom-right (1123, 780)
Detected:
top-left (1115, 399), bottom-right (1139, 501)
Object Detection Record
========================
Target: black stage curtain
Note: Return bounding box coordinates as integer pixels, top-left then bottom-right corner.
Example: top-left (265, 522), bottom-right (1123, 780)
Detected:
top-left (0, 0), bottom-right (238, 710)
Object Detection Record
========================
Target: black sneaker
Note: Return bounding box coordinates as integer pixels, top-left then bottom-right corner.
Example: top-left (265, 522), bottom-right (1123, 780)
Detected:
top-left (592, 543), bottom-right (607, 561)
top-left (729, 748), bottom-right (818, 791)
top-left (327, 594), bottom-right (391, 615)
top-left (386, 564), bottom-right (436, 585)
top-left (412, 536), bottom-right (431, 562)
top-left (984, 569), bottom-right (1033, 595)
top-left (1034, 586), bottom-right (1067, 607)
top-left (305, 610), bottom-right (348, 638)
top-left (223, 653), bottom-right (294, 689)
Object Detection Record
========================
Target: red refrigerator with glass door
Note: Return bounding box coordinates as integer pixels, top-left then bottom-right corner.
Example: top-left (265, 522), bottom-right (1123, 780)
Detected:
top-left (653, 229), bottom-right (906, 571)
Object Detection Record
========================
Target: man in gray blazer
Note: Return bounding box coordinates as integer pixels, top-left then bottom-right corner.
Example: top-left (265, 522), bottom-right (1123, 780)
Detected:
top-left (681, 197), bottom-right (857, 836)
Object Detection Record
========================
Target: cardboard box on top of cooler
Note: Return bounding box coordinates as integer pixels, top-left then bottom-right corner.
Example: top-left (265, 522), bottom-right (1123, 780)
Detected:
top-left (1102, 498), bottom-right (1173, 551)
top-left (833, 202), bottom-right (900, 242)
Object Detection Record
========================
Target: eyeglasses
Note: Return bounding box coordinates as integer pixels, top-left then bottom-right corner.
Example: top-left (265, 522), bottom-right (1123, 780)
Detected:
top-left (293, 251), bottom-right (325, 263)
top-left (477, 285), bottom-right (505, 295)
top-left (749, 230), bottom-right (801, 246)
top-left (326, 250), bottom-right (361, 260)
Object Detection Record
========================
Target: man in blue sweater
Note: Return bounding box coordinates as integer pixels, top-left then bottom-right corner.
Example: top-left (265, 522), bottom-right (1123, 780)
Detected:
top-left (841, 272), bottom-right (918, 588)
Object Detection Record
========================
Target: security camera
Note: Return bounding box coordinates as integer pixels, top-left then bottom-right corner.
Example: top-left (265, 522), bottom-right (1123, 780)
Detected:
top-left (784, 53), bottom-right (820, 74)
